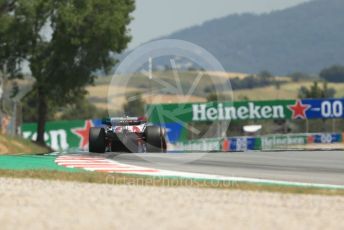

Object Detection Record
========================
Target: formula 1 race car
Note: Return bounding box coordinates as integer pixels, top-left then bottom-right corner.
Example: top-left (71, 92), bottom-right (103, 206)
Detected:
top-left (89, 117), bottom-right (167, 153)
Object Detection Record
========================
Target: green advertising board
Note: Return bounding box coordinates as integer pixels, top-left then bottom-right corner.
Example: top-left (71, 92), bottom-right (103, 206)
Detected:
top-left (260, 134), bottom-right (307, 150)
top-left (21, 119), bottom-right (96, 151)
top-left (174, 138), bottom-right (222, 152)
top-left (147, 98), bottom-right (344, 123)
top-left (147, 100), bottom-right (295, 123)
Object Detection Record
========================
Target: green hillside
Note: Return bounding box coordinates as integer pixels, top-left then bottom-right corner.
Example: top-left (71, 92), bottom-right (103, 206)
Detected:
top-left (163, 0), bottom-right (344, 74)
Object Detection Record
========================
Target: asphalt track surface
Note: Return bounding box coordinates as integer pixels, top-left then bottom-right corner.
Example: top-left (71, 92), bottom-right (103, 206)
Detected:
top-left (89, 150), bottom-right (344, 185)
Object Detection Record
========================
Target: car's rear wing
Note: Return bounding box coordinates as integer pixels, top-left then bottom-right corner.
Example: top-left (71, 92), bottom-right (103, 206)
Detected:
top-left (102, 117), bottom-right (147, 126)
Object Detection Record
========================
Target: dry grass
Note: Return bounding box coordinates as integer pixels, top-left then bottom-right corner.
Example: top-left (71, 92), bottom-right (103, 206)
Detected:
top-left (235, 81), bottom-right (344, 101)
top-left (88, 72), bottom-right (344, 111)
top-left (200, 71), bottom-right (248, 79)
top-left (0, 134), bottom-right (49, 155)
top-left (87, 85), bottom-right (139, 99)
top-left (234, 85), bottom-right (298, 101)
top-left (0, 169), bottom-right (343, 195)
top-left (206, 71), bottom-right (291, 81)
top-left (88, 71), bottom-right (219, 111)
top-left (143, 94), bottom-right (206, 104)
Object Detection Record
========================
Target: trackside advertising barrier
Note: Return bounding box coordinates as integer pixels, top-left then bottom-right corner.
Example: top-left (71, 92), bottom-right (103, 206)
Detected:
top-left (147, 98), bottom-right (344, 123)
top-left (174, 138), bottom-right (222, 151)
top-left (223, 137), bottom-right (261, 151)
top-left (21, 118), bottom-right (344, 152)
top-left (21, 119), bottom-right (102, 151)
top-left (21, 119), bottom-right (185, 151)
top-left (174, 133), bottom-right (344, 152)
top-left (260, 135), bottom-right (307, 150)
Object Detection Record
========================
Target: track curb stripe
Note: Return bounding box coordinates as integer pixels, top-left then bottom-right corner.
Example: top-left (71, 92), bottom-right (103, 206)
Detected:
top-left (55, 155), bottom-right (161, 173)
top-left (55, 155), bottom-right (344, 190)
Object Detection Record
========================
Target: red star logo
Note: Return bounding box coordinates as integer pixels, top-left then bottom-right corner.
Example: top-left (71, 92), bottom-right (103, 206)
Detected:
top-left (72, 120), bottom-right (93, 149)
top-left (288, 100), bottom-right (310, 119)
top-left (307, 135), bottom-right (314, 143)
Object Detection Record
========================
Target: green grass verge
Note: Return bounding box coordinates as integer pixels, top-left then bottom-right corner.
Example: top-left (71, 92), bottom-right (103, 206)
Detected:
top-left (0, 155), bottom-right (83, 171)
top-left (0, 169), bottom-right (343, 196)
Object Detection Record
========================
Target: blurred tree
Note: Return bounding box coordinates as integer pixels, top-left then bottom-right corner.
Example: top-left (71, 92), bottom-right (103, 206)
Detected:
top-left (289, 72), bottom-right (310, 82)
top-left (22, 90), bottom-right (108, 122)
top-left (60, 97), bottom-right (108, 120)
top-left (0, 0), bottom-right (26, 118)
top-left (206, 93), bottom-right (228, 102)
top-left (257, 70), bottom-right (273, 80)
top-left (237, 95), bottom-right (249, 101)
top-left (229, 74), bottom-right (283, 90)
top-left (3, 0), bottom-right (134, 144)
top-left (0, 0), bottom-right (24, 77)
top-left (257, 71), bottom-right (277, 89)
top-left (22, 89), bottom-right (57, 122)
top-left (9, 81), bottom-right (19, 99)
top-left (320, 65), bottom-right (344, 83)
top-left (275, 80), bottom-right (281, 90)
top-left (298, 81), bottom-right (336, 99)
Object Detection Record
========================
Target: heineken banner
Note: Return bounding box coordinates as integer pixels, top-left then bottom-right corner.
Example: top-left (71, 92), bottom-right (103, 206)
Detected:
top-left (175, 133), bottom-right (344, 152)
top-left (307, 133), bottom-right (342, 144)
top-left (22, 119), bottom-right (102, 151)
top-left (260, 135), bottom-right (307, 150)
top-left (223, 133), bottom-right (343, 152)
top-left (222, 137), bottom-right (261, 151)
top-left (147, 98), bottom-right (344, 122)
top-left (174, 138), bottom-right (222, 152)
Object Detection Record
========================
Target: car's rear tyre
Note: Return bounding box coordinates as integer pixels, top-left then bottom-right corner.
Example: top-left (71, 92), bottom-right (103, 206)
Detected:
top-left (89, 127), bottom-right (106, 153)
top-left (145, 126), bottom-right (166, 153)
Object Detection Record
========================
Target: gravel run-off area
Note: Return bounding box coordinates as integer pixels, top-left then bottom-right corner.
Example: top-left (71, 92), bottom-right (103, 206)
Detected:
top-left (0, 177), bottom-right (343, 230)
